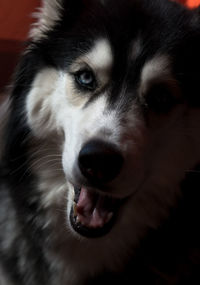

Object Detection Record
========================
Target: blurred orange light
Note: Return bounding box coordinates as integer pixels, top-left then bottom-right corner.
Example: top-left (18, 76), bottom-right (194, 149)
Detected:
top-left (179, 0), bottom-right (200, 8)
top-left (187, 0), bottom-right (200, 8)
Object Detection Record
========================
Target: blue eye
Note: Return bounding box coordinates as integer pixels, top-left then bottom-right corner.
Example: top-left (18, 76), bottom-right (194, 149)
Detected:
top-left (75, 70), bottom-right (96, 90)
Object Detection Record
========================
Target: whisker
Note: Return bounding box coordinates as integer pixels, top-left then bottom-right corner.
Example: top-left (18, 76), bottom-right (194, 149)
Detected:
top-left (19, 158), bottom-right (63, 181)
top-left (30, 157), bottom-right (62, 168)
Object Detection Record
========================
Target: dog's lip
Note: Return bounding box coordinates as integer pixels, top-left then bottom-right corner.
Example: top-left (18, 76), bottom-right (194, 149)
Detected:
top-left (70, 186), bottom-right (124, 238)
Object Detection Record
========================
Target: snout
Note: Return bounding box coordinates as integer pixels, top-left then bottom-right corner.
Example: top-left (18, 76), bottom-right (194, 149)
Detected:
top-left (69, 139), bottom-right (124, 238)
top-left (78, 139), bottom-right (124, 185)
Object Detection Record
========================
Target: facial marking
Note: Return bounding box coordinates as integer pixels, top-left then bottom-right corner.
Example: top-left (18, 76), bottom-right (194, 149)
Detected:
top-left (86, 39), bottom-right (113, 70)
top-left (139, 54), bottom-right (181, 112)
top-left (140, 55), bottom-right (172, 95)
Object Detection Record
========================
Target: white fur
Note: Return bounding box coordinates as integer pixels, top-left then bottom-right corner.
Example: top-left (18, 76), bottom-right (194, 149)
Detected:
top-left (85, 39), bottom-right (113, 71)
top-left (30, 0), bottom-right (63, 40)
top-left (26, 68), bottom-right (61, 136)
top-left (140, 55), bottom-right (172, 94)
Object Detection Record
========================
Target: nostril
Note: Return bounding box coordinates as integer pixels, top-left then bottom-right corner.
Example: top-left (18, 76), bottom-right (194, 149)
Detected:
top-left (78, 140), bottom-right (123, 184)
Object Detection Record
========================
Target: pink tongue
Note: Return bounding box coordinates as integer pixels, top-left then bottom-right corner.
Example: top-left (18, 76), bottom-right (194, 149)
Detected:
top-left (76, 187), bottom-right (113, 229)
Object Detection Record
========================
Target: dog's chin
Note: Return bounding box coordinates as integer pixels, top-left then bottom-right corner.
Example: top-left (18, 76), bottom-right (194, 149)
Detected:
top-left (69, 186), bottom-right (126, 238)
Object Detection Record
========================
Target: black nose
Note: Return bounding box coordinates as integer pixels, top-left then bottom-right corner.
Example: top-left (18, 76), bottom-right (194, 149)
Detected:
top-left (78, 140), bottom-right (123, 184)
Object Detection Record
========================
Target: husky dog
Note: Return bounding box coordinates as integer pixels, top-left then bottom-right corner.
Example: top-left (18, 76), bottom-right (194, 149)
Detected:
top-left (1, 0), bottom-right (200, 284)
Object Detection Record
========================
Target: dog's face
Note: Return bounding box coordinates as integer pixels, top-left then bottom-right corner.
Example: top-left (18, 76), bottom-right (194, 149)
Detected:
top-left (19, 0), bottom-right (200, 260)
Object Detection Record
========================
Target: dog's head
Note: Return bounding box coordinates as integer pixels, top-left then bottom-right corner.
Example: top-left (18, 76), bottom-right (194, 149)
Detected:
top-left (6, 0), bottom-right (200, 270)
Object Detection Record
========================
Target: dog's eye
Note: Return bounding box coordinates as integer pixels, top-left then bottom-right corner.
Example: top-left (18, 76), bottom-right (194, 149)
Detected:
top-left (144, 83), bottom-right (177, 113)
top-left (75, 70), bottom-right (97, 90)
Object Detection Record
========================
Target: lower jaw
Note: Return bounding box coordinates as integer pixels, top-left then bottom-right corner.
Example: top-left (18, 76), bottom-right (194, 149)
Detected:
top-left (69, 207), bottom-right (116, 238)
top-left (69, 185), bottom-right (126, 238)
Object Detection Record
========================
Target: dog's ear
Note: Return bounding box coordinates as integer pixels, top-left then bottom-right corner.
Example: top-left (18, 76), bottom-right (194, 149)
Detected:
top-left (29, 0), bottom-right (91, 41)
top-left (29, 0), bottom-right (63, 40)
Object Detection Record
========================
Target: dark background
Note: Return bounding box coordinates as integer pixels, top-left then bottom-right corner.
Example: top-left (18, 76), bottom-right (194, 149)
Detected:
top-left (0, 0), bottom-right (39, 95)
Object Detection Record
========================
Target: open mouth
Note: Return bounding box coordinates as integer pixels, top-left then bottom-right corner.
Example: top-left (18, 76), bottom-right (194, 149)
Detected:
top-left (70, 186), bottom-right (123, 238)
